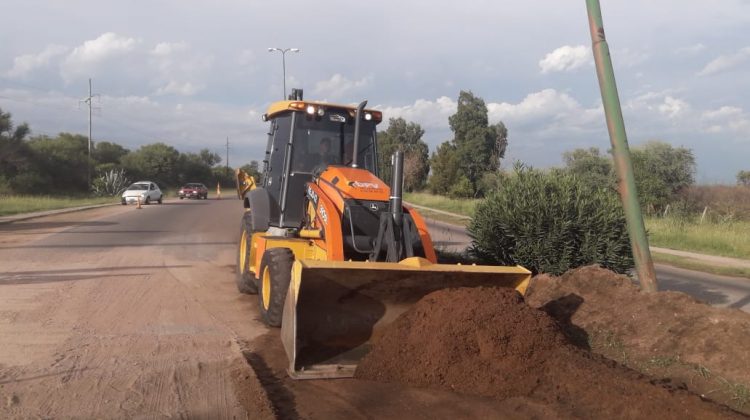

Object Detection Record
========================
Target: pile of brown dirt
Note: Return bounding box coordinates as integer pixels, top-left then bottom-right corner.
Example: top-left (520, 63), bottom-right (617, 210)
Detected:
top-left (355, 287), bottom-right (742, 419)
top-left (526, 265), bottom-right (750, 413)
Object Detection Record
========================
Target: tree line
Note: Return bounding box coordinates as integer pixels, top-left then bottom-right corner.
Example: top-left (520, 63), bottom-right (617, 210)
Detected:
top-left (4, 92), bottom-right (747, 208)
top-left (0, 107), bottom-right (260, 195)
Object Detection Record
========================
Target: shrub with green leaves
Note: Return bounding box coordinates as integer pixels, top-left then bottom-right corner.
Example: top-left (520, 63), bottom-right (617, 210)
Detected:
top-left (92, 168), bottom-right (130, 197)
top-left (468, 165), bottom-right (633, 275)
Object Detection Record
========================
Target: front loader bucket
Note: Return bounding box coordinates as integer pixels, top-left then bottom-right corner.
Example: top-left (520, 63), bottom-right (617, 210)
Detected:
top-left (280, 257), bottom-right (531, 380)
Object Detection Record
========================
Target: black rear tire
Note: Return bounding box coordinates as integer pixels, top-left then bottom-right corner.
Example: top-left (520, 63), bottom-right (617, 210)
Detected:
top-left (258, 248), bottom-right (294, 327)
top-left (236, 219), bottom-right (258, 294)
top-left (157, 195), bottom-right (163, 204)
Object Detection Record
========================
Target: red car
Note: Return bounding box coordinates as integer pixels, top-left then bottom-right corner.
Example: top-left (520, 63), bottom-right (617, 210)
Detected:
top-left (178, 183), bottom-right (208, 199)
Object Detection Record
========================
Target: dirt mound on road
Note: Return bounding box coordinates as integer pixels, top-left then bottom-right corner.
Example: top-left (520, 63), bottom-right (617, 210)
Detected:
top-left (355, 287), bottom-right (741, 419)
top-left (526, 265), bottom-right (750, 413)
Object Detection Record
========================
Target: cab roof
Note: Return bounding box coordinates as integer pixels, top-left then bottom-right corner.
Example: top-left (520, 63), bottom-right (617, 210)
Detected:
top-left (264, 100), bottom-right (382, 122)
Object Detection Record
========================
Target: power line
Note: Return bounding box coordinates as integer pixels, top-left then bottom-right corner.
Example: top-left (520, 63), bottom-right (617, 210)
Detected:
top-left (80, 78), bottom-right (100, 188)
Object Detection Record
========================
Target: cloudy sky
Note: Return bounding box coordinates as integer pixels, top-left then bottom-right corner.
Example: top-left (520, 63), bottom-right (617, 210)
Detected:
top-left (2, 0), bottom-right (749, 183)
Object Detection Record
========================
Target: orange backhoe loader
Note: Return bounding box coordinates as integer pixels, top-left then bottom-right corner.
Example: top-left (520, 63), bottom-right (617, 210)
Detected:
top-left (236, 88), bottom-right (530, 379)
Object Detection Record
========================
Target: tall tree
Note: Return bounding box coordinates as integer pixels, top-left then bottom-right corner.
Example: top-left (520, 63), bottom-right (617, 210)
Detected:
top-left (489, 121), bottom-right (509, 170)
top-left (26, 133), bottom-right (91, 193)
top-left (428, 141), bottom-right (461, 195)
top-left (377, 117), bottom-right (429, 191)
top-left (737, 170), bottom-right (750, 187)
top-left (0, 108), bottom-right (32, 183)
top-left (240, 161), bottom-right (261, 180)
top-left (562, 147), bottom-right (615, 190)
top-left (121, 143), bottom-right (181, 186)
top-left (630, 141), bottom-right (695, 212)
top-left (198, 148), bottom-right (222, 167)
top-left (430, 91), bottom-right (509, 197)
top-left (94, 141), bottom-right (129, 165)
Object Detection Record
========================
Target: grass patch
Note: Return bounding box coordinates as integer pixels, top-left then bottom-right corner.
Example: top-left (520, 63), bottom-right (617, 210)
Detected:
top-left (588, 329), bottom-right (629, 362)
top-left (403, 192), bottom-right (479, 217)
top-left (717, 378), bottom-right (750, 409)
top-left (647, 355), bottom-right (680, 369)
top-left (646, 217), bottom-right (750, 259)
top-left (0, 195), bottom-right (117, 217)
top-left (409, 207), bottom-right (470, 226)
top-left (652, 252), bottom-right (750, 279)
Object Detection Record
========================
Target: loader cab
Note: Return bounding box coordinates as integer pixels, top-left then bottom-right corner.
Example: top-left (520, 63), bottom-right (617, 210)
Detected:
top-left (260, 96), bottom-right (382, 229)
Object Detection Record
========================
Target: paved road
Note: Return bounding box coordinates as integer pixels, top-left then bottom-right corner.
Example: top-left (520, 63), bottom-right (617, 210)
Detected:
top-left (0, 199), bottom-right (528, 418)
top-left (425, 219), bottom-right (750, 312)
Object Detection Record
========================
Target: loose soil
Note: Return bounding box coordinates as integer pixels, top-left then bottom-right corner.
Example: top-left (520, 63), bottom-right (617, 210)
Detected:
top-left (526, 265), bottom-right (750, 413)
top-left (355, 287), bottom-right (743, 419)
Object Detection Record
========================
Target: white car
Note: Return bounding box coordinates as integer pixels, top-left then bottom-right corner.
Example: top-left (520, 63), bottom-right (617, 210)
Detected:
top-left (121, 181), bottom-right (163, 205)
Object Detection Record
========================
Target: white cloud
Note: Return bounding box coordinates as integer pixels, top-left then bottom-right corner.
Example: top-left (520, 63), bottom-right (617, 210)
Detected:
top-left (700, 106), bottom-right (750, 134)
top-left (377, 96), bottom-right (457, 130)
top-left (675, 43), bottom-right (706, 55)
top-left (539, 45), bottom-right (591, 74)
top-left (698, 47), bottom-right (750, 76)
top-left (148, 41), bottom-right (212, 96)
top-left (5, 45), bottom-right (68, 78)
top-left (658, 96), bottom-right (690, 118)
top-left (151, 42), bottom-right (189, 56)
top-left (313, 74), bottom-right (372, 99)
top-left (613, 48), bottom-right (650, 68)
top-left (378, 89), bottom-right (604, 144)
top-left (155, 81), bottom-right (202, 96)
top-left (487, 89), bottom-right (602, 132)
top-left (66, 32), bottom-right (137, 64)
top-left (61, 32), bottom-right (139, 82)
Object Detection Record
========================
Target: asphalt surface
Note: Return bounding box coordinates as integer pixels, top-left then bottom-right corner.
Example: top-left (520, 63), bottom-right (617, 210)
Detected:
top-left (425, 218), bottom-right (750, 312)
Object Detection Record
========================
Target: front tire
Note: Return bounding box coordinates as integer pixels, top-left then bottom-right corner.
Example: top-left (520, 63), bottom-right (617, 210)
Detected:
top-left (145, 196), bottom-right (151, 205)
top-left (236, 221), bottom-right (258, 294)
top-left (258, 248), bottom-right (294, 327)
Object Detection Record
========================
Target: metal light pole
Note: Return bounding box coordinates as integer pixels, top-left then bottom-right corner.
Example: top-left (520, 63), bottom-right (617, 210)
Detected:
top-left (586, 0), bottom-right (658, 293)
top-left (268, 47), bottom-right (300, 99)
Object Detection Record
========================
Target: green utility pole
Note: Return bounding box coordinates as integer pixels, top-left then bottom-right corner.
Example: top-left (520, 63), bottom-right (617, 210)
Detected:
top-left (585, 0), bottom-right (658, 293)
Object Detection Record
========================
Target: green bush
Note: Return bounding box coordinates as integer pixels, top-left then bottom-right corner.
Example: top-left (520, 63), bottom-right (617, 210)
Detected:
top-left (468, 165), bottom-right (633, 275)
top-left (448, 175), bottom-right (474, 199)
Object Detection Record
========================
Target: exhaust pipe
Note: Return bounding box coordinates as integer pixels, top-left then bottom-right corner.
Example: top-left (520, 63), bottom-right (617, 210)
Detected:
top-left (351, 100), bottom-right (368, 168)
top-left (390, 150), bottom-right (404, 228)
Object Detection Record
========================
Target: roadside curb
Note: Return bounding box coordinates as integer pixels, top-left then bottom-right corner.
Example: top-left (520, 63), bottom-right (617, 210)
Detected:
top-left (0, 203), bottom-right (120, 225)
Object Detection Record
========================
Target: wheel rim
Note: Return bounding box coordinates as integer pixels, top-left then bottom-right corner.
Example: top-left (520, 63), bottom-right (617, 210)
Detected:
top-left (262, 267), bottom-right (271, 310)
top-left (239, 230), bottom-right (247, 272)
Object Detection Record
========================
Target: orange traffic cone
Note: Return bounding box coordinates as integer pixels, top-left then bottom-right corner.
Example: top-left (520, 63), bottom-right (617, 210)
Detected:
top-left (136, 196), bottom-right (143, 209)
top-left (216, 182), bottom-right (222, 200)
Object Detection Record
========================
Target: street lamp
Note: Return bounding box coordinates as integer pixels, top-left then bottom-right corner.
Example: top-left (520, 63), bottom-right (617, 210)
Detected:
top-left (268, 47), bottom-right (300, 99)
